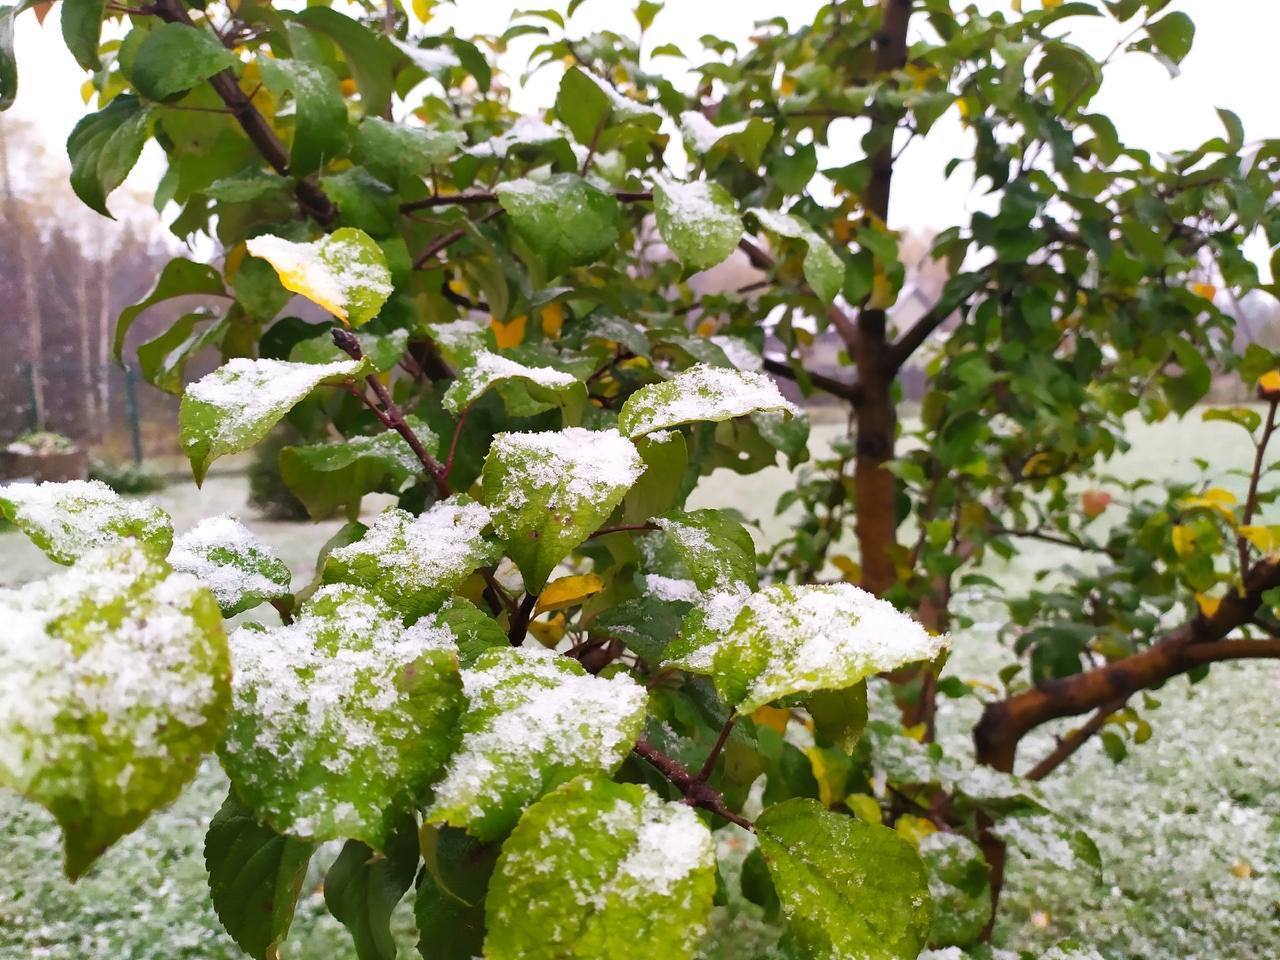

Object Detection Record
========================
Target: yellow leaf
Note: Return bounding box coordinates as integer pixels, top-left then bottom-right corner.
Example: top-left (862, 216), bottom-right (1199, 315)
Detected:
top-left (412, 0), bottom-right (436, 23)
top-left (894, 814), bottom-right (937, 847)
top-left (1181, 487), bottom-right (1238, 521)
top-left (1171, 525), bottom-right (1196, 558)
top-left (794, 327), bottom-right (814, 346)
top-left (491, 314), bottom-right (526, 349)
top-left (956, 97), bottom-right (971, 120)
top-left (339, 78), bottom-right (357, 97)
top-left (1238, 525), bottom-right (1277, 553)
top-left (779, 74), bottom-right (797, 97)
top-left (903, 722), bottom-right (927, 743)
top-left (539, 302), bottom-right (565, 339)
top-left (868, 269), bottom-right (896, 310)
top-left (1021, 451), bottom-right (1054, 478)
top-left (618, 356), bottom-right (651, 372)
top-left (535, 574), bottom-right (605, 615)
top-left (1190, 281), bottom-right (1217, 300)
top-left (80, 79), bottom-right (95, 104)
top-left (224, 242), bottom-right (247, 281)
top-left (1043, 0), bottom-right (1063, 8)
top-left (845, 793), bottom-right (883, 825)
top-left (695, 319), bottom-right (716, 337)
top-left (830, 554), bottom-right (860, 583)
top-left (1258, 369), bottom-right (1280, 396)
top-left (528, 613), bottom-right (565, 648)
top-left (1230, 861), bottom-right (1252, 879)
top-left (1012, 0), bottom-right (1022, 10)
top-left (751, 705), bottom-right (790, 734)
top-left (1195, 593), bottom-right (1221, 617)
top-left (806, 748), bottom-right (841, 808)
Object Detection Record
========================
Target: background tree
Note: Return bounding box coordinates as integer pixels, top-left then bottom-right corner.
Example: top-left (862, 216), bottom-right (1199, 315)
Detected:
top-left (0, 0), bottom-right (1277, 957)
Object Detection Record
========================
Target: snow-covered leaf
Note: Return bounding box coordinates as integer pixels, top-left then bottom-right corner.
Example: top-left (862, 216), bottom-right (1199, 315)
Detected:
top-left (169, 515), bottom-right (291, 617)
top-left (554, 65), bottom-right (660, 146)
top-left (179, 357), bottom-right (368, 484)
top-left (485, 777), bottom-right (716, 958)
top-left (322, 497), bottom-right (499, 620)
top-left (219, 584), bottom-right (464, 847)
top-left (353, 116), bottom-right (465, 180)
top-left (756, 799), bottom-right (933, 960)
top-left (663, 583), bottom-right (947, 714)
top-left (679, 111), bottom-right (775, 168)
top-left (750, 208), bottom-right (845, 303)
top-left (245, 228), bottom-right (392, 327)
top-left (653, 175), bottom-right (742, 270)
top-left (495, 174), bottom-right (620, 278)
top-left (443, 349), bottom-right (585, 416)
top-left (0, 543), bottom-right (229, 878)
top-left (0, 479), bottom-right (173, 564)
top-left (654, 509), bottom-right (758, 595)
top-left (424, 648), bottom-right (648, 840)
top-left (918, 832), bottom-right (991, 948)
top-left (482, 427), bottom-right (644, 592)
top-left (618, 363), bottom-right (799, 439)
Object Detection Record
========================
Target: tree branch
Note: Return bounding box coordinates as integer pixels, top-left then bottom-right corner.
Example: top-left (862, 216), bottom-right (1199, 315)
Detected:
top-left (1023, 695), bottom-right (1127, 781)
top-left (632, 740), bottom-right (753, 830)
top-left (150, 0), bottom-right (336, 226)
top-left (762, 354), bottom-right (863, 405)
top-left (401, 189), bottom-right (653, 214)
top-left (887, 300), bottom-right (960, 371)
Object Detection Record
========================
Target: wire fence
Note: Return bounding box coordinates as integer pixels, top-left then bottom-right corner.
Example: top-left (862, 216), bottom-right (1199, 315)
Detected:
top-left (1, 361), bottom-right (181, 464)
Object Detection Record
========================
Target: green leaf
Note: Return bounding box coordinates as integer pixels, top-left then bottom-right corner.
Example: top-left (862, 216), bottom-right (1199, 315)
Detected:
top-left (0, 542), bottom-right (229, 879)
top-left (679, 111), bottom-right (775, 169)
top-left (220, 584), bottom-right (465, 847)
top-left (257, 54), bottom-right (347, 175)
top-left (205, 791), bottom-right (317, 960)
top-left (1146, 11), bottom-right (1194, 66)
top-left (293, 6), bottom-right (396, 117)
top-left (61, 0), bottom-right (105, 71)
top-left (443, 348), bottom-right (586, 416)
top-left (114, 257), bottom-right (227, 361)
top-left (0, 478), bottom-right (173, 564)
top-left (654, 509), bottom-right (758, 594)
top-left (918, 832), bottom-right (991, 948)
top-left (618, 363), bottom-right (799, 439)
top-left (663, 583), bottom-right (947, 714)
top-left (66, 93), bottom-right (151, 217)
top-left (554, 65), bottom-right (660, 145)
top-left (622, 429), bottom-right (687, 523)
top-left (755, 799), bottom-right (933, 960)
top-left (991, 813), bottom-right (1102, 880)
top-left (425, 597), bottom-right (509, 666)
top-left (320, 167), bottom-right (398, 236)
top-left (279, 425), bottom-right (429, 520)
top-left (653, 175), bottom-right (742, 270)
top-left (495, 174), bottom-right (621, 278)
top-left (322, 497), bottom-right (500, 620)
top-left (169, 515), bottom-right (292, 617)
top-left (136, 310), bottom-right (228, 395)
top-left (415, 868), bottom-right (486, 960)
top-left (0, 4), bottom-right (19, 111)
top-left (485, 777), bottom-right (716, 959)
top-left (353, 116), bottom-right (466, 181)
top-left (481, 427), bottom-right (644, 592)
top-left (749, 208), bottom-right (845, 303)
top-left (325, 825), bottom-right (419, 960)
top-left (245, 228), bottom-right (392, 326)
top-left (805, 682), bottom-right (868, 754)
top-left (179, 356), bottom-right (368, 484)
top-left (131, 22), bottom-right (240, 101)
top-left (424, 648), bottom-right (648, 840)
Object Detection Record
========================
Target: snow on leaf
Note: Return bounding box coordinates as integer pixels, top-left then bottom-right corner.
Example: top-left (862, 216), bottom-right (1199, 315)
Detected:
top-left (443, 349), bottom-right (583, 415)
top-left (755, 798), bottom-right (933, 960)
top-left (219, 583), bottom-right (464, 847)
top-left (618, 363), bottom-right (800, 439)
top-left (918, 832), bottom-right (992, 948)
top-left (485, 777), bottom-right (716, 959)
top-left (466, 116), bottom-right (562, 159)
top-left (0, 542), bottom-right (229, 879)
top-left (179, 357), bottom-right (368, 484)
top-left (0, 479), bottom-right (173, 565)
top-left (424, 648), bottom-right (648, 841)
top-left (678, 111), bottom-right (775, 167)
top-left (245, 228), bottom-right (392, 326)
top-left (481, 427), bottom-right (645, 592)
top-left (750, 207), bottom-right (846, 303)
top-left (322, 497), bottom-right (499, 620)
top-left (168, 515), bottom-right (291, 617)
top-left (653, 175), bottom-right (742, 270)
top-left (663, 583), bottom-right (947, 714)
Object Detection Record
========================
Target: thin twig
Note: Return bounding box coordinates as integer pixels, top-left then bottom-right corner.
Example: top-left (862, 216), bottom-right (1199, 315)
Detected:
top-left (696, 716), bottom-right (737, 782)
top-left (1023, 696), bottom-right (1128, 782)
top-left (1237, 397), bottom-right (1279, 576)
top-left (508, 593), bottom-right (538, 646)
top-left (443, 404), bottom-right (471, 481)
top-left (411, 208), bottom-right (504, 270)
top-left (589, 522), bottom-right (659, 538)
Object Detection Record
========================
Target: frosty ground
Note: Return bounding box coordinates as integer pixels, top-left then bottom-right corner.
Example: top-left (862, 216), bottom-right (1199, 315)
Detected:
top-left (1, 413), bottom-right (1276, 959)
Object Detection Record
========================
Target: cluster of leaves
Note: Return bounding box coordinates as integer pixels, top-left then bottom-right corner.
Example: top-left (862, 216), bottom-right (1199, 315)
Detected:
top-left (2, 0), bottom-right (1279, 957)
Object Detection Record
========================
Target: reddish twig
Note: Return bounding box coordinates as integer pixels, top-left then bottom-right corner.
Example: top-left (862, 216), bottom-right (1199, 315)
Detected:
top-left (695, 716), bottom-right (737, 782)
top-left (632, 740), bottom-right (753, 830)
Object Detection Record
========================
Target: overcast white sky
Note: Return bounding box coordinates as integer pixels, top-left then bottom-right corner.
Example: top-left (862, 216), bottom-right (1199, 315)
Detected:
top-left (7, 0), bottom-right (1276, 236)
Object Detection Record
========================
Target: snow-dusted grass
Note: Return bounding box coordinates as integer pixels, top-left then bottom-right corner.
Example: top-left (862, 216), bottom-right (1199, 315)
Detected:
top-left (1, 413), bottom-right (1277, 958)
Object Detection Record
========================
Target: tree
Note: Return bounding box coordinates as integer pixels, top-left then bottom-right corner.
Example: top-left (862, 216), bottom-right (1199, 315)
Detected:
top-left (0, 0), bottom-right (1277, 957)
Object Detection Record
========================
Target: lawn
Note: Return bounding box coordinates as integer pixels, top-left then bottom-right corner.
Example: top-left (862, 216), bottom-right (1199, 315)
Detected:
top-left (1, 413), bottom-right (1277, 959)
